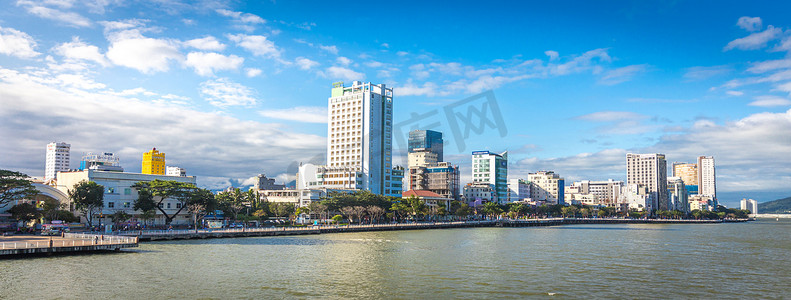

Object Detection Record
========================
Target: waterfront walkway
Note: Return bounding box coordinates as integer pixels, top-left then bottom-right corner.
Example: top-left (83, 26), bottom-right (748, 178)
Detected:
top-left (121, 218), bottom-right (749, 242)
top-left (0, 233), bottom-right (138, 256)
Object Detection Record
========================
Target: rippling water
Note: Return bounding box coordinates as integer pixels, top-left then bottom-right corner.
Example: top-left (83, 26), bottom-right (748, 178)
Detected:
top-left (2, 219), bottom-right (790, 299)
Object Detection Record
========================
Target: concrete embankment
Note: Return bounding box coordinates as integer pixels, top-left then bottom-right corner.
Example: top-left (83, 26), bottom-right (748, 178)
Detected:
top-left (133, 218), bottom-right (751, 242)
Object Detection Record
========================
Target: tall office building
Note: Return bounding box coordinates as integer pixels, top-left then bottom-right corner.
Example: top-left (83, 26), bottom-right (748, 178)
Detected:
top-left (326, 81), bottom-right (396, 195)
top-left (142, 148), bottom-right (166, 175)
top-left (471, 151), bottom-right (508, 203)
top-left (626, 153), bottom-right (668, 212)
top-left (672, 162), bottom-right (698, 191)
top-left (740, 198), bottom-right (758, 214)
top-left (697, 156), bottom-right (716, 202)
top-left (667, 177), bottom-right (688, 212)
top-left (45, 142), bottom-right (71, 181)
top-left (408, 130), bottom-right (443, 162)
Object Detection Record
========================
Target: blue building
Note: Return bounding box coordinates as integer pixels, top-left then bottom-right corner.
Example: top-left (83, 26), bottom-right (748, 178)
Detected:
top-left (408, 130), bottom-right (444, 161)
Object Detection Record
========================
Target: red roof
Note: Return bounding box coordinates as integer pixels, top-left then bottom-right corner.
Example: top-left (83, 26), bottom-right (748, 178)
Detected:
top-left (402, 190), bottom-right (444, 198)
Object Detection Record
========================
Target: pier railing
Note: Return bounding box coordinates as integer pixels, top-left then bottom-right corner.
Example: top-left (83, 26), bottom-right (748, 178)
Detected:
top-left (0, 234), bottom-right (137, 250)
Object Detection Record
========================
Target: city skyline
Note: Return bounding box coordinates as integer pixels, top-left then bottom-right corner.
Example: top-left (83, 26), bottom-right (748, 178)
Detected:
top-left (1, 1), bottom-right (791, 208)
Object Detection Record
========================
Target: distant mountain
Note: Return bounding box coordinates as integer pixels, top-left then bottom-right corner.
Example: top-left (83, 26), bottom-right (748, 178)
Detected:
top-left (757, 196), bottom-right (791, 214)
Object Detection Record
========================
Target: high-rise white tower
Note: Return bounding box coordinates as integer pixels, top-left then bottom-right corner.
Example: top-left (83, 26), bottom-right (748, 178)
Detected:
top-left (697, 155), bottom-right (716, 203)
top-left (326, 81), bottom-right (395, 195)
top-left (45, 142), bottom-right (71, 182)
top-left (626, 153), bottom-right (668, 212)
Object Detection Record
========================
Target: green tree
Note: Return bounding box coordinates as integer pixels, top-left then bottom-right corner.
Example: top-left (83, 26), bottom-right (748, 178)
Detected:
top-left (132, 180), bottom-right (198, 225)
top-left (40, 197), bottom-right (64, 222)
top-left (216, 188), bottom-right (248, 223)
top-left (453, 202), bottom-right (473, 218)
top-left (391, 201), bottom-right (409, 220)
top-left (139, 210), bottom-right (156, 227)
top-left (270, 202), bottom-right (296, 218)
top-left (309, 202), bottom-right (328, 222)
top-left (482, 202), bottom-right (504, 219)
top-left (331, 214), bottom-right (343, 224)
top-left (8, 202), bottom-right (41, 224)
top-left (186, 188), bottom-right (217, 231)
top-left (111, 211), bottom-right (131, 227)
top-left (56, 210), bottom-right (79, 223)
top-left (0, 170), bottom-right (39, 209)
top-left (69, 180), bottom-right (104, 228)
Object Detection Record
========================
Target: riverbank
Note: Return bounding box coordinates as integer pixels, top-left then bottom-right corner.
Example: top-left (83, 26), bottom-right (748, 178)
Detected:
top-left (130, 217), bottom-right (752, 242)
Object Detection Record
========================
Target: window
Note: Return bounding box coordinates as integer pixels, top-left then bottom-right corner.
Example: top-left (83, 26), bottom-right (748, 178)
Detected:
top-left (124, 188), bottom-right (131, 195)
top-left (158, 203), bottom-right (164, 208)
top-left (124, 202), bottom-right (131, 208)
top-left (167, 203), bottom-right (171, 209)
top-left (108, 202), bottom-right (114, 208)
top-left (176, 203), bottom-right (182, 209)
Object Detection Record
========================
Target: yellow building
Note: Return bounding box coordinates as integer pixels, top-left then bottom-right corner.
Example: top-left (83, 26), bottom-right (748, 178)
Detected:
top-left (142, 148), bottom-right (166, 175)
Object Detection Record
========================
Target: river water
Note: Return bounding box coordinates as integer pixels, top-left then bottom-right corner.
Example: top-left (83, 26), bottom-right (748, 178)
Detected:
top-left (2, 219), bottom-right (790, 299)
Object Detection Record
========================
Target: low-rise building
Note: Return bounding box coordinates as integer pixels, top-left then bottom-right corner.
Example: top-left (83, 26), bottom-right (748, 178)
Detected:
top-left (56, 169), bottom-right (197, 225)
top-left (166, 166), bottom-right (186, 177)
top-left (527, 171), bottom-right (564, 205)
top-left (507, 179), bottom-right (531, 203)
top-left (463, 183), bottom-right (495, 207)
top-left (402, 190), bottom-right (451, 211)
top-left (619, 184), bottom-right (653, 212)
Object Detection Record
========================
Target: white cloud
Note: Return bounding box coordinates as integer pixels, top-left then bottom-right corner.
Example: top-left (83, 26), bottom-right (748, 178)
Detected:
top-left (102, 24), bottom-right (182, 74)
top-left (185, 52), bottom-right (244, 76)
top-left (245, 68), bottom-right (262, 77)
top-left (547, 48), bottom-right (611, 76)
top-left (737, 16), bottom-right (762, 32)
top-left (598, 64), bottom-right (647, 85)
top-left (0, 26), bottom-right (40, 58)
top-left (724, 26), bottom-right (782, 51)
top-left (199, 78), bottom-right (258, 107)
top-left (0, 67), bottom-right (325, 185)
top-left (336, 56), bottom-right (352, 66)
top-left (574, 111), bottom-right (657, 135)
top-left (512, 109), bottom-right (791, 193)
top-left (259, 106), bottom-right (328, 123)
top-left (396, 51), bottom-right (408, 56)
top-left (295, 57), bottom-right (319, 70)
top-left (106, 37), bottom-right (182, 73)
top-left (319, 44), bottom-right (338, 55)
top-left (114, 87), bottom-right (156, 96)
top-left (747, 59), bottom-right (791, 74)
top-left (227, 34), bottom-right (280, 58)
top-left (215, 9), bottom-right (265, 24)
top-left (183, 36), bottom-right (226, 51)
top-left (683, 65), bottom-right (732, 81)
top-left (575, 111), bottom-right (646, 122)
top-left (381, 43), bottom-right (390, 48)
top-left (726, 90), bottom-right (744, 96)
top-left (748, 95), bottom-right (791, 107)
top-left (17, 0), bottom-right (91, 27)
top-left (544, 50), bottom-right (559, 61)
top-left (365, 61), bottom-right (384, 68)
top-left (52, 37), bottom-right (109, 66)
top-left (324, 66), bottom-right (364, 82)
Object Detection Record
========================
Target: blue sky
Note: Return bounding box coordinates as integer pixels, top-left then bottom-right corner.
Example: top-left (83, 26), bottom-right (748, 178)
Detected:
top-left (1, 0), bottom-right (790, 207)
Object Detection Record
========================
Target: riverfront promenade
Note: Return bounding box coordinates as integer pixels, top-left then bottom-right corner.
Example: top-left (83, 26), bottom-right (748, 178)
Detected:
top-left (121, 217), bottom-right (750, 242)
top-left (0, 233), bottom-right (138, 256)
